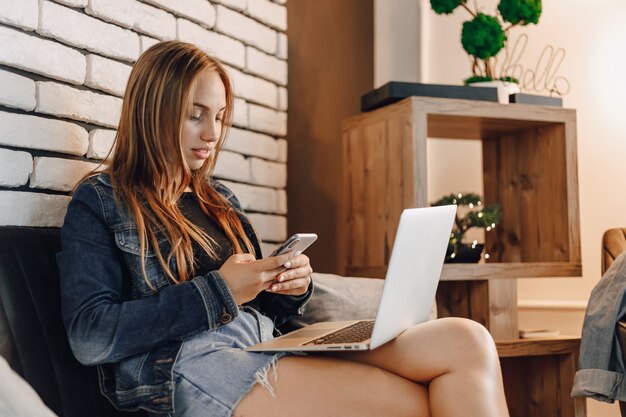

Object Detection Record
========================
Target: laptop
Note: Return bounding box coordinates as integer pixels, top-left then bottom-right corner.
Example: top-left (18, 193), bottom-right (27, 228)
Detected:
top-left (246, 205), bottom-right (456, 352)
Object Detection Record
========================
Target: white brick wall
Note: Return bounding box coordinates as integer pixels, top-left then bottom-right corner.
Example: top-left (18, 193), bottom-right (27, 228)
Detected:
top-left (0, 0), bottom-right (38, 31)
top-left (232, 98), bottom-right (249, 128)
top-left (86, 55), bottom-right (133, 97)
top-left (140, 35), bottom-right (160, 53)
top-left (177, 18), bottom-right (245, 68)
top-left (0, 112), bottom-right (89, 155)
top-left (36, 82), bottom-right (123, 128)
top-left (246, 47), bottom-right (287, 86)
top-left (88, 129), bottom-right (116, 160)
top-left (211, 0), bottom-right (246, 12)
top-left (0, 69), bottom-right (36, 111)
top-left (54, 0), bottom-right (87, 7)
top-left (277, 139), bottom-right (287, 163)
top-left (248, 104), bottom-right (287, 136)
top-left (277, 32), bottom-right (287, 59)
top-left (278, 86), bottom-right (287, 111)
top-left (0, 0), bottom-right (290, 240)
top-left (31, 157), bottom-right (101, 192)
top-left (215, 5), bottom-right (277, 55)
top-left (0, 149), bottom-right (33, 187)
top-left (227, 65), bottom-right (278, 108)
top-left (221, 180), bottom-right (281, 213)
top-left (141, 0), bottom-right (217, 28)
top-left (224, 127), bottom-right (279, 160)
top-left (247, 0), bottom-right (287, 31)
top-left (247, 213), bottom-right (287, 241)
top-left (213, 150), bottom-right (250, 183)
top-left (249, 158), bottom-right (286, 188)
top-left (86, 0), bottom-right (176, 41)
top-left (39, 1), bottom-right (140, 62)
top-left (0, 26), bottom-right (86, 85)
top-left (0, 191), bottom-right (71, 227)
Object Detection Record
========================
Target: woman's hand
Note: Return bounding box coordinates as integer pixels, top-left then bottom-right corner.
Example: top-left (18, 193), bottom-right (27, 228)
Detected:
top-left (267, 252), bottom-right (312, 297)
top-left (219, 252), bottom-right (297, 305)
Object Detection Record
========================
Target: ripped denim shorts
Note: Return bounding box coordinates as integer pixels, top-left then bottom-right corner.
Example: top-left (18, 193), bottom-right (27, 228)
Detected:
top-left (170, 306), bottom-right (298, 417)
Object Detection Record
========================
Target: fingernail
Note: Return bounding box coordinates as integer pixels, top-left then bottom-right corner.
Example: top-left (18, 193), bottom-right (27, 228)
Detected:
top-left (279, 275), bottom-right (285, 282)
top-left (294, 251), bottom-right (302, 257)
top-left (284, 261), bottom-right (292, 268)
top-left (271, 284), bottom-right (279, 292)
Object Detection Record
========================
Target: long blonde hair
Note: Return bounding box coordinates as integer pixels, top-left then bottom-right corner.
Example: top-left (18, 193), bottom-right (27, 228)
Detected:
top-left (109, 40), bottom-right (255, 286)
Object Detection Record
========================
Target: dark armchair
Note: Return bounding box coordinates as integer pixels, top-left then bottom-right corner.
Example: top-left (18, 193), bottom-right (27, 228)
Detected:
top-left (0, 226), bottom-right (145, 417)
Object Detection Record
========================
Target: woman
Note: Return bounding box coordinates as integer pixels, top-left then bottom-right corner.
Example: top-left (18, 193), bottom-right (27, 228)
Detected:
top-left (58, 40), bottom-right (510, 417)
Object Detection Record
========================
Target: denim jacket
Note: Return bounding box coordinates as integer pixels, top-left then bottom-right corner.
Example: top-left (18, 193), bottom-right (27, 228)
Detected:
top-left (57, 173), bottom-right (312, 413)
top-left (572, 252), bottom-right (626, 402)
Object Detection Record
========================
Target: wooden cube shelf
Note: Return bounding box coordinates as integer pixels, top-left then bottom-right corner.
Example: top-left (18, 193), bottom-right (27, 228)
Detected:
top-left (497, 337), bottom-right (586, 417)
top-left (340, 96), bottom-right (581, 340)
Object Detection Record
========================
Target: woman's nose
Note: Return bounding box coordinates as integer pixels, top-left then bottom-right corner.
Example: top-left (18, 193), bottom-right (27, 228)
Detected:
top-left (201, 121), bottom-right (219, 141)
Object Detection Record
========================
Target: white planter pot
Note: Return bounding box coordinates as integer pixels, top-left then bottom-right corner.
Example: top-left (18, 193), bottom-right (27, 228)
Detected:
top-left (469, 80), bottom-right (520, 104)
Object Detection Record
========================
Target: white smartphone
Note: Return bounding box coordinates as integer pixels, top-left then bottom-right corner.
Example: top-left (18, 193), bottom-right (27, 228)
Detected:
top-left (269, 233), bottom-right (318, 257)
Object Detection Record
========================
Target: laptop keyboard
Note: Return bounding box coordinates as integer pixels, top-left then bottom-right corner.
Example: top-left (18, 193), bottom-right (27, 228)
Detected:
top-left (306, 320), bottom-right (375, 345)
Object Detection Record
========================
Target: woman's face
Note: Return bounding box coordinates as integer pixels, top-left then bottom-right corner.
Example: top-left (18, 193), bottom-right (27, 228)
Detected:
top-left (181, 70), bottom-right (226, 171)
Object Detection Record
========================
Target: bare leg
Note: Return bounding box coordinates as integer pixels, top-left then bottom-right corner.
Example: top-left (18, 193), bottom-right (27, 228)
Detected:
top-left (235, 317), bottom-right (509, 417)
top-left (235, 355), bottom-right (430, 417)
top-left (333, 317), bottom-right (510, 417)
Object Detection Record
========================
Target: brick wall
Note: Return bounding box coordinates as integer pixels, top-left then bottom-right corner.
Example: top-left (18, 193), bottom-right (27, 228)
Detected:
top-left (0, 0), bottom-right (288, 254)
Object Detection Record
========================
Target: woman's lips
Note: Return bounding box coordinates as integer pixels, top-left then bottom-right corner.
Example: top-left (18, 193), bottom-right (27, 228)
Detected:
top-left (191, 148), bottom-right (211, 159)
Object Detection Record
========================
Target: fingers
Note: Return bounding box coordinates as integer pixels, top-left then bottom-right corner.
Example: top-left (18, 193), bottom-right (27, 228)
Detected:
top-left (268, 276), bottom-right (312, 295)
top-left (258, 250), bottom-right (302, 271)
top-left (275, 264), bottom-right (313, 284)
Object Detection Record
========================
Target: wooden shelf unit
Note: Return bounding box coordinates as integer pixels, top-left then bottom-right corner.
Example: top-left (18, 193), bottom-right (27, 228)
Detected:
top-left (340, 96), bottom-right (581, 340)
top-left (340, 96), bottom-right (584, 417)
top-left (496, 337), bottom-right (586, 417)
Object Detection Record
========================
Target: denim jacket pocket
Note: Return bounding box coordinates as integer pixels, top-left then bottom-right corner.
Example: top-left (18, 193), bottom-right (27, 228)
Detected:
top-left (113, 225), bottom-right (172, 296)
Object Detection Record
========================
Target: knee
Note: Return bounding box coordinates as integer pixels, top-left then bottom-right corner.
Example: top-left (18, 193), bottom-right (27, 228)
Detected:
top-left (437, 317), bottom-right (498, 367)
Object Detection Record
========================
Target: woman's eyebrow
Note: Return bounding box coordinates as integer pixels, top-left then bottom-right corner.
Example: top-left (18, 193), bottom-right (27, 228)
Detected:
top-left (192, 102), bottom-right (226, 111)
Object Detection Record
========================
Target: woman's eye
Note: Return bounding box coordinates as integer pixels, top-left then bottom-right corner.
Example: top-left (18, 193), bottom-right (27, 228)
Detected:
top-left (190, 113), bottom-right (202, 121)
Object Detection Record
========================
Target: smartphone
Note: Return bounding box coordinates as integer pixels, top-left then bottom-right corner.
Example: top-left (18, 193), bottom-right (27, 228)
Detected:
top-left (269, 233), bottom-right (318, 257)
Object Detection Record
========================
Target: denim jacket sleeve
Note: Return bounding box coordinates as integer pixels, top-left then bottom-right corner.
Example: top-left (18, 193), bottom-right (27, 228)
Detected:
top-left (572, 253), bottom-right (626, 402)
top-left (57, 181), bottom-right (239, 366)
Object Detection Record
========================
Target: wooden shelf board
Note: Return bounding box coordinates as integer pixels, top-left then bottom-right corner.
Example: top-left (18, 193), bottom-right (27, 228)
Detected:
top-left (496, 336), bottom-right (580, 358)
top-left (345, 262), bottom-right (582, 281)
top-left (441, 262), bottom-right (582, 280)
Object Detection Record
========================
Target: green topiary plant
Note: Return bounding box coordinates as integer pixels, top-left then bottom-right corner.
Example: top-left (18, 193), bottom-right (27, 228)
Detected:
top-left (430, 0), bottom-right (542, 84)
top-left (432, 192), bottom-right (501, 262)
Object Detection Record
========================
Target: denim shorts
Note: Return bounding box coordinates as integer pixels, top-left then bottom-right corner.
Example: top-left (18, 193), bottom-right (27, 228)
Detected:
top-left (170, 307), bottom-right (295, 417)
